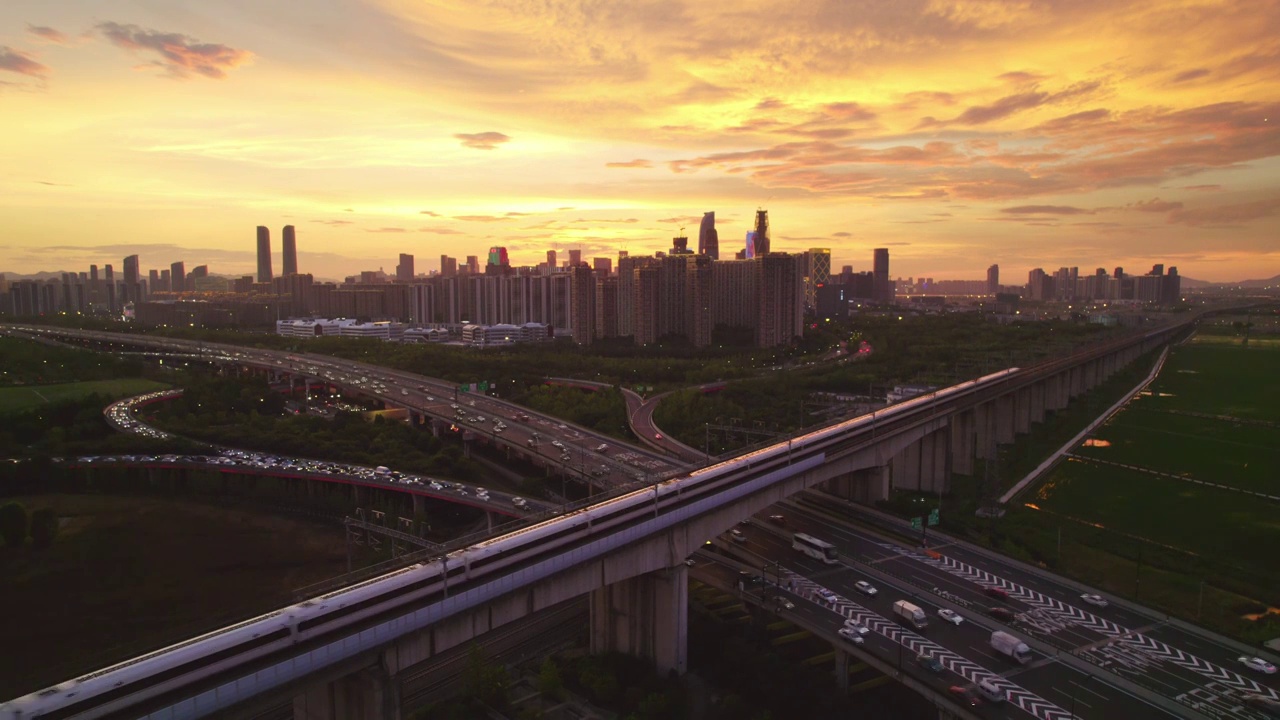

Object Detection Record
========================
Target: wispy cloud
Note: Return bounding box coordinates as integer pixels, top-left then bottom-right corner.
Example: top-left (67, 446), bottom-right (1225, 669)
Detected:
top-left (1168, 197), bottom-right (1280, 226)
top-left (1129, 198), bottom-right (1183, 213)
top-left (0, 46), bottom-right (50, 78)
top-left (452, 214), bottom-right (513, 222)
top-left (365, 227), bottom-right (407, 233)
top-left (26, 25), bottom-right (70, 45)
top-left (454, 132), bottom-right (510, 150)
top-left (94, 22), bottom-right (253, 79)
top-left (312, 219), bottom-right (353, 226)
top-left (1001, 205), bottom-right (1092, 215)
top-left (606, 159), bottom-right (654, 169)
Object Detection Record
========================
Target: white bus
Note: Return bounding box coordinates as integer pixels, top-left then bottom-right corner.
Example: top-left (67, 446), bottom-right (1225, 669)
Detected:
top-left (792, 533), bottom-right (839, 564)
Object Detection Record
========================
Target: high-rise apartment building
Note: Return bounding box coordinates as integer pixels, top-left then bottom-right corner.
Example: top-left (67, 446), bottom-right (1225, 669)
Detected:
top-left (256, 226), bottom-right (273, 283)
top-left (757, 253), bottom-right (802, 348)
top-left (698, 212), bottom-right (719, 259)
top-left (568, 249), bottom-right (582, 267)
top-left (396, 253), bottom-right (415, 283)
top-left (546, 250), bottom-right (557, 269)
top-left (439, 255), bottom-right (458, 277)
top-left (986, 264), bottom-right (999, 294)
top-left (465, 256), bottom-right (480, 275)
top-left (712, 259), bottom-right (758, 329)
top-left (123, 255), bottom-right (140, 285)
top-left (634, 264), bottom-right (661, 346)
top-left (282, 225), bottom-right (298, 276)
top-left (570, 264), bottom-right (597, 344)
top-left (593, 257), bottom-right (612, 276)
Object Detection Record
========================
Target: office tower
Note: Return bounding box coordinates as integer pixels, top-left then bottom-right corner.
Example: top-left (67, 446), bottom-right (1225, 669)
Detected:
top-left (123, 255), bottom-right (140, 285)
top-left (189, 265), bottom-right (208, 279)
top-left (593, 258), bottom-right (612, 276)
top-left (569, 249), bottom-right (582, 267)
top-left (873, 248), bottom-right (890, 303)
top-left (256, 226), bottom-right (273, 283)
top-left (1151, 264), bottom-right (1164, 277)
top-left (986, 264), bottom-right (999, 294)
top-left (753, 209), bottom-right (770, 256)
top-left (465, 256), bottom-right (480, 275)
top-left (282, 225), bottom-right (298, 276)
top-left (698, 211), bottom-right (719, 259)
top-left (1164, 266), bottom-right (1181, 305)
top-left (546, 250), bottom-right (557, 269)
top-left (104, 264), bottom-right (116, 312)
top-left (806, 248), bottom-right (831, 311)
top-left (171, 261), bottom-right (186, 293)
top-left (671, 235), bottom-right (691, 255)
top-left (148, 269), bottom-right (160, 292)
top-left (757, 253), bottom-right (802, 348)
top-left (439, 255), bottom-right (457, 277)
top-left (396, 253), bottom-right (415, 283)
top-left (745, 231), bottom-right (757, 259)
top-left (570, 264), bottom-right (597, 344)
top-left (160, 269), bottom-right (170, 292)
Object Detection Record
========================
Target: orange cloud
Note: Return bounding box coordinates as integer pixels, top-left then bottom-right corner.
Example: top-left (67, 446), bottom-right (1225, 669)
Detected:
top-left (95, 22), bottom-right (253, 79)
top-left (0, 46), bottom-right (49, 78)
top-left (606, 159), bottom-right (654, 168)
top-left (454, 132), bottom-right (510, 150)
top-left (26, 25), bottom-right (70, 45)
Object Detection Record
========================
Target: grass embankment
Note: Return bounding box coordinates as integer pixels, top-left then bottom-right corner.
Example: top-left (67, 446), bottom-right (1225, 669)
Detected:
top-left (0, 379), bottom-right (171, 415)
top-left (1002, 337), bottom-right (1280, 643)
top-left (0, 494), bottom-right (359, 700)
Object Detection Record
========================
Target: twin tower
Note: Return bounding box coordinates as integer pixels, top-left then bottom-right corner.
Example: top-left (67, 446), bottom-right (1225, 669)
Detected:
top-left (256, 226), bottom-right (298, 283)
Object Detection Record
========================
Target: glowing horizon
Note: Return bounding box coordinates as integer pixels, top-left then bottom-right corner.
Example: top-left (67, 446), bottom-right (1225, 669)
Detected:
top-left (2, 1), bottom-right (1278, 283)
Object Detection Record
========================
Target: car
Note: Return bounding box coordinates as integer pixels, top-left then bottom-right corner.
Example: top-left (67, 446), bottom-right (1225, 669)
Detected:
top-left (684, 559), bottom-right (696, 567)
top-left (511, 497), bottom-right (528, 509)
top-left (654, 433), bottom-right (663, 440)
top-left (842, 618), bottom-right (870, 635)
top-left (916, 654), bottom-right (944, 673)
top-left (937, 609), bottom-right (964, 626)
top-left (854, 581), bottom-right (878, 597)
top-left (988, 607), bottom-right (1016, 622)
top-left (1080, 593), bottom-right (1109, 608)
top-left (730, 529), bottom-right (746, 543)
top-left (985, 586), bottom-right (1010, 600)
top-left (837, 627), bottom-right (865, 644)
top-left (778, 599), bottom-right (795, 610)
top-left (948, 686), bottom-right (982, 708)
top-left (767, 514), bottom-right (787, 526)
top-left (1239, 656), bottom-right (1278, 674)
top-left (475, 489), bottom-right (490, 500)
top-left (595, 444), bottom-right (608, 452)
top-left (817, 589), bottom-right (839, 604)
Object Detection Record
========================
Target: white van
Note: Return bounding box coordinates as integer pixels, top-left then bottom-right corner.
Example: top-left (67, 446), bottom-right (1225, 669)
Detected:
top-left (977, 679), bottom-right (1006, 703)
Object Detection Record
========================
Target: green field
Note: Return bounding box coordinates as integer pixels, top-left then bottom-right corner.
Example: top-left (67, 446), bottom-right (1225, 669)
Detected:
top-left (1004, 335), bottom-right (1280, 641)
top-left (0, 379), bottom-right (171, 415)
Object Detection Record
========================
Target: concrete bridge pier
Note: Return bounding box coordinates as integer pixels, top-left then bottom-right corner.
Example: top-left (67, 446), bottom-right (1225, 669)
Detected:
top-left (833, 645), bottom-right (850, 691)
top-left (949, 410), bottom-right (975, 476)
top-left (890, 429), bottom-right (948, 494)
top-left (412, 493), bottom-right (424, 515)
top-left (1013, 388), bottom-right (1032, 435)
top-left (589, 564), bottom-right (688, 677)
top-left (994, 394), bottom-right (1016, 445)
top-left (823, 465), bottom-right (890, 503)
top-left (293, 652), bottom-right (401, 720)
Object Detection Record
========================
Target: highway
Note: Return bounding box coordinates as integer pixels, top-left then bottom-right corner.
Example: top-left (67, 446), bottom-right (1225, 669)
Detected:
top-left (2, 324), bottom-right (687, 491)
top-left (720, 495), bottom-right (1280, 720)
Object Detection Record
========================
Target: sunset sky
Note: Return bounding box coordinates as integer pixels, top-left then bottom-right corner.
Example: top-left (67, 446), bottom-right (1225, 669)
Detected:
top-left (2, 0), bottom-right (1277, 283)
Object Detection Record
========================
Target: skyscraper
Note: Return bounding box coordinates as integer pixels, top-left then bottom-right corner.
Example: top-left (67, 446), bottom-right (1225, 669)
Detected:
top-left (570, 263), bottom-right (597, 344)
top-left (753, 209), bottom-right (770, 256)
top-left (806, 248), bottom-right (831, 311)
top-left (282, 225), bottom-right (298, 276)
top-left (256, 226), bottom-right (273, 283)
top-left (986, 264), bottom-right (999, 294)
top-left (546, 250), bottom-right (557, 269)
top-left (396, 253), bottom-right (415, 283)
top-left (171, 261), bottom-right (186, 293)
top-left (569, 249), bottom-right (582, 267)
top-left (873, 248), bottom-right (890, 303)
top-left (745, 231), bottom-right (757, 259)
top-left (123, 255), bottom-right (140, 285)
top-left (698, 212), bottom-right (719, 259)
top-left (439, 255), bottom-right (457, 277)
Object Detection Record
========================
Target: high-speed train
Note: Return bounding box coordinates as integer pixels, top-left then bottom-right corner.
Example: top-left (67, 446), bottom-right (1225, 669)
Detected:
top-left (1, 367), bottom-right (1020, 719)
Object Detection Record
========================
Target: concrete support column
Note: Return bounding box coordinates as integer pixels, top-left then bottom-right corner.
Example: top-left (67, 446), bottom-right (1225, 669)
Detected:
top-left (590, 564), bottom-right (688, 676)
top-left (1029, 382), bottom-right (1046, 425)
top-left (915, 429), bottom-right (948, 494)
top-left (486, 511), bottom-right (494, 532)
top-left (891, 441), bottom-right (922, 491)
top-left (833, 646), bottom-right (849, 691)
top-left (948, 411), bottom-right (975, 477)
top-left (974, 402), bottom-right (994, 460)
top-left (1013, 388), bottom-right (1032, 435)
top-left (994, 394), bottom-right (1015, 445)
top-left (353, 484), bottom-right (365, 505)
top-left (293, 665), bottom-right (401, 720)
top-left (823, 466), bottom-right (890, 503)
top-left (412, 493), bottom-right (424, 515)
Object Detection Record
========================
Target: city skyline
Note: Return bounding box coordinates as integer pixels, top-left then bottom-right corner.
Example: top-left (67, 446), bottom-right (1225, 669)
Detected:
top-left (2, 2), bottom-right (1278, 282)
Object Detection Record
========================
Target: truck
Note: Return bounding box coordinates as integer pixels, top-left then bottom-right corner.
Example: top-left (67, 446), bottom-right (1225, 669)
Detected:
top-left (893, 600), bottom-right (928, 629)
top-left (990, 631), bottom-right (1032, 664)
